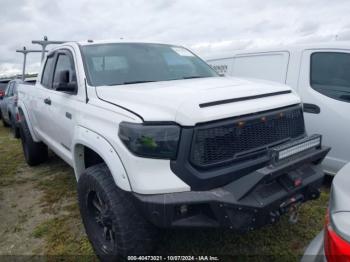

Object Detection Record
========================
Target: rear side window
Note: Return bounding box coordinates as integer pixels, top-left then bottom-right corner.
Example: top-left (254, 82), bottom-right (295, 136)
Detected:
top-left (311, 52), bottom-right (350, 103)
top-left (41, 56), bottom-right (55, 88)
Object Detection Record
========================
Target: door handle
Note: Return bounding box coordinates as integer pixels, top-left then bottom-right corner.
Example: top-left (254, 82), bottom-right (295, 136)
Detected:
top-left (303, 103), bottom-right (320, 114)
top-left (44, 98), bottom-right (51, 105)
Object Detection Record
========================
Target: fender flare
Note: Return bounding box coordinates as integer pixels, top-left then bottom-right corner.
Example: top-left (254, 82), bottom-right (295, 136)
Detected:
top-left (73, 126), bottom-right (132, 192)
top-left (17, 101), bottom-right (40, 142)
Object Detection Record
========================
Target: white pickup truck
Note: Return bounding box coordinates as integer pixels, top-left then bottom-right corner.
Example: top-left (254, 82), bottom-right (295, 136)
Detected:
top-left (17, 40), bottom-right (330, 260)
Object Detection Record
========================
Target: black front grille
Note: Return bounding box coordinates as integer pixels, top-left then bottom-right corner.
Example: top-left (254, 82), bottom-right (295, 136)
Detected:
top-left (190, 106), bottom-right (305, 168)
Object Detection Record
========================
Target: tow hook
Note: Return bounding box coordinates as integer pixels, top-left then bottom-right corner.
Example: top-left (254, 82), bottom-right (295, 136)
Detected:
top-left (288, 202), bottom-right (302, 224)
top-left (279, 194), bottom-right (303, 224)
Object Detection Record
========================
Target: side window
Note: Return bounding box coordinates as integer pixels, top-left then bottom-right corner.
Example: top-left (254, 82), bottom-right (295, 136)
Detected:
top-left (41, 56), bottom-right (55, 88)
top-left (9, 83), bottom-right (16, 96)
top-left (311, 52), bottom-right (350, 103)
top-left (53, 53), bottom-right (76, 87)
top-left (9, 84), bottom-right (14, 96)
top-left (5, 83), bottom-right (13, 96)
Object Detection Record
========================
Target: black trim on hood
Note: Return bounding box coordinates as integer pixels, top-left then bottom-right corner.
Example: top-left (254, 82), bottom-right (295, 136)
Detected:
top-left (199, 90), bottom-right (292, 108)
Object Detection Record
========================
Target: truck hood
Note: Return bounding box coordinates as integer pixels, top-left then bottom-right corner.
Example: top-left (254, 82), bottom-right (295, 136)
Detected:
top-left (96, 77), bottom-right (300, 126)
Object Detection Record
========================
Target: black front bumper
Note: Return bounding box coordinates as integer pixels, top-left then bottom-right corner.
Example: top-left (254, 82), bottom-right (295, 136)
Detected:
top-left (133, 146), bottom-right (330, 231)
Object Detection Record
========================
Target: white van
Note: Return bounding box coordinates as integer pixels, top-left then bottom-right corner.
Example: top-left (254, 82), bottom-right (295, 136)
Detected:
top-left (207, 42), bottom-right (350, 175)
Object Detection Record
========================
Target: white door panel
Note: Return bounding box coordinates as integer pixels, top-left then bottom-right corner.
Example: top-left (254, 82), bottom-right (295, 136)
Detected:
top-left (32, 84), bottom-right (53, 137)
top-left (49, 92), bottom-right (77, 152)
top-left (46, 50), bottom-right (79, 156)
top-left (231, 52), bottom-right (290, 83)
top-left (298, 50), bottom-right (350, 174)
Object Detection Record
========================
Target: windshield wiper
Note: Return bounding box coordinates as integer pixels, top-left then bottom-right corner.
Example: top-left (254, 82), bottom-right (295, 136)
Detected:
top-left (122, 80), bottom-right (156, 85)
top-left (182, 76), bottom-right (208, 79)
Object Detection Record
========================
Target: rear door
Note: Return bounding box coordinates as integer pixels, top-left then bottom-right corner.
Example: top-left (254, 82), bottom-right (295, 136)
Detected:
top-left (31, 53), bottom-right (56, 138)
top-left (298, 50), bottom-right (350, 174)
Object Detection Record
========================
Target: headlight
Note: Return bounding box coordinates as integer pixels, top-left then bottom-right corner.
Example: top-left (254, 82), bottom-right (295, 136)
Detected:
top-left (118, 122), bottom-right (181, 159)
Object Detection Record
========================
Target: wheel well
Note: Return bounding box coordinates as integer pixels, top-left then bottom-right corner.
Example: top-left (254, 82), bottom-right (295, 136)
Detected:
top-left (74, 144), bottom-right (106, 180)
top-left (73, 143), bottom-right (131, 191)
top-left (84, 146), bottom-right (104, 169)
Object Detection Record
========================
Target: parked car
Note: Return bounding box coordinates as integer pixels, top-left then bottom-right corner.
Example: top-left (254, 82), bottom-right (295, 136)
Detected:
top-left (17, 40), bottom-right (329, 260)
top-left (0, 79), bottom-right (25, 137)
top-left (0, 79), bottom-right (11, 119)
top-left (302, 162), bottom-right (350, 262)
top-left (207, 42), bottom-right (350, 175)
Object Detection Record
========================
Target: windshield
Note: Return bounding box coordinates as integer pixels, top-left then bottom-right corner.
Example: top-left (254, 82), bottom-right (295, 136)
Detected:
top-left (81, 43), bottom-right (218, 86)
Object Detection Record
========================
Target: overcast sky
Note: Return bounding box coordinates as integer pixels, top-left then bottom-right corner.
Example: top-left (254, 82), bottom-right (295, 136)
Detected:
top-left (1, 0), bottom-right (350, 77)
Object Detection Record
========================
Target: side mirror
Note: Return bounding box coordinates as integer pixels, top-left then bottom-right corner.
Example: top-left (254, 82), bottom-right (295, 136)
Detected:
top-left (53, 70), bottom-right (77, 93)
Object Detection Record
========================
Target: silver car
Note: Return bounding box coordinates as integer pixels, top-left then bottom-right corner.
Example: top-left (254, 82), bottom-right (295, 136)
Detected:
top-left (0, 79), bottom-right (23, 137)
top-left (302, 162), bottom-right (350, 262)
top-left (0, 79), bottom-right (11, 119)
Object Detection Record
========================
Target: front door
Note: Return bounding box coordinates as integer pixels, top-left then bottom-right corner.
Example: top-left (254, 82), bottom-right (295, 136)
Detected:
top-left (298, 50), bottom-right (350, 174)
top-left (46, 49), bottom-right (79, 163)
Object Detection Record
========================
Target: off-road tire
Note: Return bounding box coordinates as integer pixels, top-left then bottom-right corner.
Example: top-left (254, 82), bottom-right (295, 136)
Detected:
top-left (78, 163), bottom-right (159, 261)
top-left (19, 117), bottom-right (48, 166)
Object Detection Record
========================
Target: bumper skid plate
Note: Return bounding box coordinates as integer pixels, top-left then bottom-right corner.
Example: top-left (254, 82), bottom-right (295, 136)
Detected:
top-left (133, 145), bottom-right (330, 231)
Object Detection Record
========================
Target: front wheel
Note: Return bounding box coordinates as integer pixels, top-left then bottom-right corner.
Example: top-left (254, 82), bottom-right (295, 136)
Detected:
top-left (78, 163), bottom-right (159, 261)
